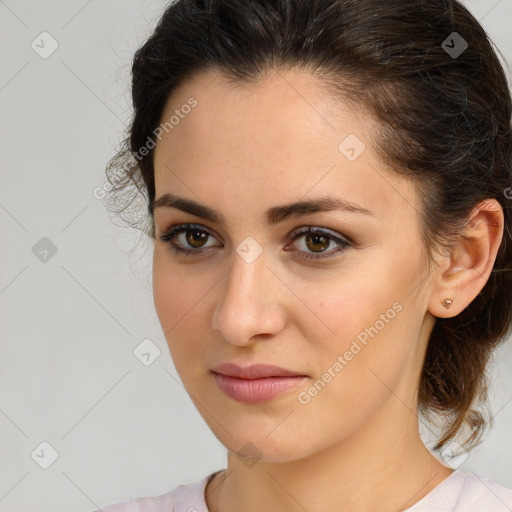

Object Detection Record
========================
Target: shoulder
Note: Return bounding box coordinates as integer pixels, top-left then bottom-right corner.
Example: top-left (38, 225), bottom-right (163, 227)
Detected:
top-left (455, 472), bottom-right (512, 512)
top-left (90, 471), bottom-right (220, 512)
top-left (91, 490), bottom-right (175, 512)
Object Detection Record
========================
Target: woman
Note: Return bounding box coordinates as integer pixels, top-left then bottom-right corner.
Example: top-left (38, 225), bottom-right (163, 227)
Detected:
top-left (97, 0), bottom-right (512, 510)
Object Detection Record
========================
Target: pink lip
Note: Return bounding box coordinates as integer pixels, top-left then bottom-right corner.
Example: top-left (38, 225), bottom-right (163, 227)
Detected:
top-left (212, 362), bottom-right (305, 379)
top-left (211, 363), bottom-right (307, 403)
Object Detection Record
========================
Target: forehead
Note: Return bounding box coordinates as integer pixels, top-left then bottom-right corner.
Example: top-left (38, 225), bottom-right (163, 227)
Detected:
top-left (152, 68), bottom-right (418, 224)
top-left (155, 67), bottom-right (365, 156)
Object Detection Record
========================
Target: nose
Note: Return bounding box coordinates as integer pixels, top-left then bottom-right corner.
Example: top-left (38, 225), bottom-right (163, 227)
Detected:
top-left (211, 250), bottom-right (287, 346)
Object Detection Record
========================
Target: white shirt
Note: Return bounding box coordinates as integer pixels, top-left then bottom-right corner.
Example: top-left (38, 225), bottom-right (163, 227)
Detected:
top-left (93, 469), bottom-right (512, 512)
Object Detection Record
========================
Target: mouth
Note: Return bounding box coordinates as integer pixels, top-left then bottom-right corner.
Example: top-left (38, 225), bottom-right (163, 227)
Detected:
top-left (211, 362), bottom-right (308, 404)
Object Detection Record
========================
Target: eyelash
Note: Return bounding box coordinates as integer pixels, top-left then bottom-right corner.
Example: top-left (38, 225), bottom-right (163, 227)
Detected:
top-left (158, 223), bottom-right (352, 262)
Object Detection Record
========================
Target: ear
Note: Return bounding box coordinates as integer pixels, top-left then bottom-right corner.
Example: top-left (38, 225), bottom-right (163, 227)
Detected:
top-left (428, 199), bottom-right (504, 319)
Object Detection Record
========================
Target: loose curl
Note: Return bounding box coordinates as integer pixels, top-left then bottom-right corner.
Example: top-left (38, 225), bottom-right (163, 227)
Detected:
top-left (105, 0), bottom-right (512, 453)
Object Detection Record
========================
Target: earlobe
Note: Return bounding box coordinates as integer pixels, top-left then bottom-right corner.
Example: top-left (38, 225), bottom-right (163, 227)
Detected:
top-left (428, 199), bottom-right (504, 319)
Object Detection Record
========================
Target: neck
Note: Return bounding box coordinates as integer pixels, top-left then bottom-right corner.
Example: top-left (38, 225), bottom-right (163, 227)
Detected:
top-left (206, 402), bottom-right (454, 512)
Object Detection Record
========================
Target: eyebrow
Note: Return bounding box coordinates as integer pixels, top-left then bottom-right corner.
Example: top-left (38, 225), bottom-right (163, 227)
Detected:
top-left (150, 193), bottom-right (376, 225)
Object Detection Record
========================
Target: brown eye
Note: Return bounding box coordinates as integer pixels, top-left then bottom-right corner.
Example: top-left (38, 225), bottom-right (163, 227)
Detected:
top-left (304, 232), bottom-right (331, 253)
top-left (285, 226), bottom-right (353, 262)
top-left (159, 223), bottom-right (352, 262)
top-left (159, 223), bottom-right (222, 255)
top-left (186, 229), bottom-right (209, 248)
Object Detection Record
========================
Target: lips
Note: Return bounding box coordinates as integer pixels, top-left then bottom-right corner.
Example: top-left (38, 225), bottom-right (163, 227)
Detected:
top-left (211, 363), bottom-right (308, 403)
top-left (211, 362), bottom-right (306, 379)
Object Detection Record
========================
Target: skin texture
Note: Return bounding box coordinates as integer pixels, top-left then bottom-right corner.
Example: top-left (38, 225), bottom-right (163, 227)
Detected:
top-left (151, 68), bottom-right (504, 512)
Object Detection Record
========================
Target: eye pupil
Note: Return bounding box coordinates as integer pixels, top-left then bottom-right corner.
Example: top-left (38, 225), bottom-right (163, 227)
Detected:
top-left (305, 233), bottom-right (329, 252)
top-left (186, 230), bottom-right (208, 248)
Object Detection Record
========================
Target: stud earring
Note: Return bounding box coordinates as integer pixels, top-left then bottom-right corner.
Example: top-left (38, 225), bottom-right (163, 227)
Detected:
top-left (441, 297), bottom-right (454, 309)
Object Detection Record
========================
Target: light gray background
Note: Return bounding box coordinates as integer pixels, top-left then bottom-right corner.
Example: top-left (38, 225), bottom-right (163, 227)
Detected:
top-left (0, 1), bottom-right (511, 511)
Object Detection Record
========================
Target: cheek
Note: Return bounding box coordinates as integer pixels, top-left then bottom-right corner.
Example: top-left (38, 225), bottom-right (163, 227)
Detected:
top-left (152, 251), bottom-right (179, 330)
top-left (307, 279), bottom-right (420, 401)
top-left (289, 266), bottom-right (401, 350)
top-left (152, 248), bottom-right (205, 330)
top-left (152, 250), bottom-right (201, 355)
top-left (152, 248), bottom-right (217, 379)
top-left (293, 264), bottom-right (418, 403)
top-left (311, 248), bottom-right (421, 346)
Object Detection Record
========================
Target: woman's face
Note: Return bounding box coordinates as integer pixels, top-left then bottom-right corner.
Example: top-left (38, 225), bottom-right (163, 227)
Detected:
top-left (152, 68), bottom-right (436, 462)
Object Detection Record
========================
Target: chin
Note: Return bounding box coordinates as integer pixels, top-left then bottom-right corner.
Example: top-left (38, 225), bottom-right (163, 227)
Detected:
top-left (208, 419), bottom-right (316, 464)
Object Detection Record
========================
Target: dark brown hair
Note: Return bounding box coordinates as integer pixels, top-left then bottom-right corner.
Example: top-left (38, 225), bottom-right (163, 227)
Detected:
top-left (106, 0), bottom-right (512, 453)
